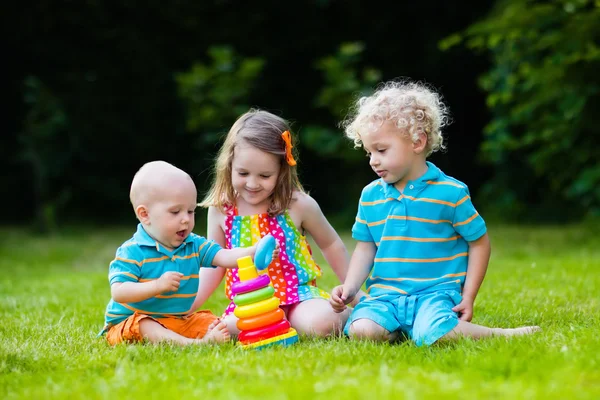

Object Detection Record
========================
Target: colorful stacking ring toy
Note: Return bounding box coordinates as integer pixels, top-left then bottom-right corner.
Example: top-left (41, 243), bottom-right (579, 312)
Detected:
top-left (236, 307), bottom-right (285, 331)
top-left (234, 296), bottom-right (280, 319)
top-left (254, 234), bottom-right (277, 270)
top-left (231, 274), bottom-right (271, 296)
top-left (233, 285), bottom-right (275, 307)
top-left (238, 319), bottom-right (291, 344)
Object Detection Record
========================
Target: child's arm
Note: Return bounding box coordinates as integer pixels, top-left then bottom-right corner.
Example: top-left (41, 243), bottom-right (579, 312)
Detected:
top-left (191, 206), bottom-right (228, 311)
top-left (111, 271), bottom-right (183, 303)
top-left (452, 233), bottom-right (491, 321)
top-left (330, 240), bottom-right (376, 313)
top-left (212, 246), bottom-right (258, 268)
top-left (294, 193), bottom-right (360, 291)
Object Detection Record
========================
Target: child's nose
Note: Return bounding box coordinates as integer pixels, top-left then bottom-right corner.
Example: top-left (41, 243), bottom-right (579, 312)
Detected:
top-left (247, 177), bottom-right (260, 188)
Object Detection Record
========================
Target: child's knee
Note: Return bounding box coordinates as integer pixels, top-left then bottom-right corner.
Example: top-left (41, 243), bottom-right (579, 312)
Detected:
top-left (348, 318), bottom-right (393, 341)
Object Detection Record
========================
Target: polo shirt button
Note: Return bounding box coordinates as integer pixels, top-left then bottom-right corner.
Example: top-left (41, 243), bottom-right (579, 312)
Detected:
top-left (409, 185), bottom-right (414, 190)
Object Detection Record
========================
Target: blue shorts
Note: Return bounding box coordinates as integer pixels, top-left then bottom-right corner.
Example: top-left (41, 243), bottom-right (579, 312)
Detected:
top-left (344, 290), bottom-right (462, 346)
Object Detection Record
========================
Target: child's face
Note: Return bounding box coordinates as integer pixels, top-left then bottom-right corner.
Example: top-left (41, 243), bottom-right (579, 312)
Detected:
top-left (143, 179), bottom-right (198, 250)
top-left (362, 121), bottom-right (423, 189)
top-left (231, 144), bottom-right (280, 210)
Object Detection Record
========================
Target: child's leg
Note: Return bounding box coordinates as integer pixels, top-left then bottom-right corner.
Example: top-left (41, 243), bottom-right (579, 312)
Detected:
top-left (344, 296), bottom-right (401, 342)
top-left (411, 291), bottom-right (540, 346)
top-left (441, 321), bottom-right (540, 341)
top-left (347, 318), bottom-right (399, 342)
top-left (286, 298), bottom-right (349, 337)
top-left (139, 318), bottom-right (230, 345)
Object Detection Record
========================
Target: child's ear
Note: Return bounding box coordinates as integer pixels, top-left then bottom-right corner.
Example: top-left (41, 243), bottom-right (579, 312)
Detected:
top-left (135, 205), bottom-right (151, 224)
top-left (413, 132), bottom-right (428, 154)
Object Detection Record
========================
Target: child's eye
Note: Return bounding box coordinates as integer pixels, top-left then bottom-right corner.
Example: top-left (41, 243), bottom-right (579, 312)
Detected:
top-left (188, 210), bottom-right (195, 215)
top-left (378, 149), bottom-right (386, 153)
top-left (238, 172), bottom-right (249, 177)
top-left (260, 175), bottom-right (271, 179)
top-left (170, 211), bottom-right (179, 215)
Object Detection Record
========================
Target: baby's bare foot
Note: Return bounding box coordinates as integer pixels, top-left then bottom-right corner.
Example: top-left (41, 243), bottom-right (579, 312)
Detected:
top-left (198, 321), bottom-right (230, 344)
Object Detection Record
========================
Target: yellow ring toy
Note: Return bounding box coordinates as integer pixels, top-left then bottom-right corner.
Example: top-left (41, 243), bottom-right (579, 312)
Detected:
top-left (234, 296), bottom-right (280, 319)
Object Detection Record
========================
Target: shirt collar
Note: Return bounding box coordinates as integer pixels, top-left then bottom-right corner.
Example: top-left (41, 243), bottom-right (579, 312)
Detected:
top-left (382, 161), bottom-right (441, 197)
top-left (132, 223), bottom-right (193, 253)
top-left (133, 223), bottom-right (157, 247)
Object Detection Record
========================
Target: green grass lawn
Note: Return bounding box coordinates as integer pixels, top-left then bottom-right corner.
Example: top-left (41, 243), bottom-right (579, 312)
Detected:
top-left (1, 224), bottom-right (598, 399)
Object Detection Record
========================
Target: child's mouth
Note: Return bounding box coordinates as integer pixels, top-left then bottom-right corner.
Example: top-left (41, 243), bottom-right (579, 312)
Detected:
top-left (176, 230), bottom-right (186, 238)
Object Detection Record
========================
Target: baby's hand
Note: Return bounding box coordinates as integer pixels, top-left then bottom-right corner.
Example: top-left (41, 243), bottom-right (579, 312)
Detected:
top-left (452, 296), bottom-right (474, 321)
top-left (329, 284), bottom-right (355, 313)
top-left (155, 271), bottom-right (183, 294)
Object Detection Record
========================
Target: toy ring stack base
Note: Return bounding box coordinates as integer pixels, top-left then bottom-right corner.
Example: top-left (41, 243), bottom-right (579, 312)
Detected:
top-left (238, 328), bottom-right (299, 350)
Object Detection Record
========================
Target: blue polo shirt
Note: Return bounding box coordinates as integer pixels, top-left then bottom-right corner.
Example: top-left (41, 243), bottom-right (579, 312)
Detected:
top-left (353, 162), bottom-right (486, 297)
top-left (102, 224), bottom-right (222, 330)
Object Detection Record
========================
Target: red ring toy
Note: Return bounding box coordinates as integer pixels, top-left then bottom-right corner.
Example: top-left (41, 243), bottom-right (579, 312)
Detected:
top-left (238, 319), bottom-right (291, 344)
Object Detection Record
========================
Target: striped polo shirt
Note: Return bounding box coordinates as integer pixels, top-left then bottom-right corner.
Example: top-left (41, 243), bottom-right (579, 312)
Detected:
top-left (353, 162), bottom-right (486, 297)
top-left (102, 224), bottom-right (222, 330)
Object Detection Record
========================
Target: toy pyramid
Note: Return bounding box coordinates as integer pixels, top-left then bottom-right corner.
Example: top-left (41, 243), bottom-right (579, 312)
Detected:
top-left (232, 235), bottom-right (298, 349)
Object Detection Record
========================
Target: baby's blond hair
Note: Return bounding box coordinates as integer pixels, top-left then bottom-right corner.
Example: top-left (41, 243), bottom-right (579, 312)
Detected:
top-left (342, 79), bottom-right (450, 156)
top-left (130, 161), bottom-right (194, 209)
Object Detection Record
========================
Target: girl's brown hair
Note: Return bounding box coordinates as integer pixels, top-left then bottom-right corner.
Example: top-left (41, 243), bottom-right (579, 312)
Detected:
top-left (199, 109), bottom-right (304, 216)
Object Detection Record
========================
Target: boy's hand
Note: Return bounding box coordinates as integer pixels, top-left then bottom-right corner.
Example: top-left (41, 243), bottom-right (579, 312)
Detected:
top-left (155, 271), bottom-right (183, 294)
top-left (349, 289), bottom-right (367, 308)
top-left (452, 296), bottom-right (474, 321)
top-left (330, 284), bottom-right (356, 313)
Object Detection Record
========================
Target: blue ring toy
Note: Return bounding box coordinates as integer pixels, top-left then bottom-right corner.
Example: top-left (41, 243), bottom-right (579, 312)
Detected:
top-left (255, 234), bottom-right (276, 270)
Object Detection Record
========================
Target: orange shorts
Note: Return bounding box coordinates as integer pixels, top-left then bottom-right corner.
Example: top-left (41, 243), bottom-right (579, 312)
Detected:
top-left (105, 310), bottom-right (218, 345)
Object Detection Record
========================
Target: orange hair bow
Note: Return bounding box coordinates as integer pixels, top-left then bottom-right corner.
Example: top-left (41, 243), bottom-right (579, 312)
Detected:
top-left (281, 130), bottom-right (297, 166)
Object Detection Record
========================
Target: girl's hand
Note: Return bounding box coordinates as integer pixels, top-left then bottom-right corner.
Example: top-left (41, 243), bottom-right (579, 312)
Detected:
top-left (452, 296), bottom-right (474, 321)
top-left (330, 284), bottom-right (355, 313)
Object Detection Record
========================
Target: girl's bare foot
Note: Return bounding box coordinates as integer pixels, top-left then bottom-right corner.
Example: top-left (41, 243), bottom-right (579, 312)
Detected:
top-left (196, 320), bottom-right (230, 344)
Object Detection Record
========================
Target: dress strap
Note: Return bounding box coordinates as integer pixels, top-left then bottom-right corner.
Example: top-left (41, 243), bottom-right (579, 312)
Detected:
top-left (223, 203), bottom-right (238, 216)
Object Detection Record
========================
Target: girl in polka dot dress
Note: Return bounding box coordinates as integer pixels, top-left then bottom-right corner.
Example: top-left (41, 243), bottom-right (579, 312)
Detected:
top-left (194, 109), bottom-right (361, 337)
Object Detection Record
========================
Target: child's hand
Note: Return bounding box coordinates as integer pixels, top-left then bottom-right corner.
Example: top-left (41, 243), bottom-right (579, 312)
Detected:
top-left (271, 243), bottom-right (280, 264)
top-left (452, 296), bottom-right (474, 321)
top-left (330, 284), bottom-right (355, 313)
top-left (349, 289), bottom-right (367, 308)
top-left (155, 271), bottom-right (183, 294)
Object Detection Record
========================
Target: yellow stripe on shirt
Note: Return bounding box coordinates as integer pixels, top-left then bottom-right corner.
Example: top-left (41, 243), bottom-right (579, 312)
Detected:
top-left (380, 235), bottom-right (461, 243)
top-left (375, 252), bottom-right (468, 263)
top-left (453, 212), bottom-right (480, 227)
top-left (370, 272), bottom-right (467, 282)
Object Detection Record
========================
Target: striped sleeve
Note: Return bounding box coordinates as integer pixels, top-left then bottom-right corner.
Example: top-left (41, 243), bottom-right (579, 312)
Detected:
top-left (352, 192), bottom-right (374, 242)
top-left (195, 236), bottom-right (223, 268)
top-left (108, 246), bottom-right (141, 285)
top-left (452, 187), bottom-right (487, 241)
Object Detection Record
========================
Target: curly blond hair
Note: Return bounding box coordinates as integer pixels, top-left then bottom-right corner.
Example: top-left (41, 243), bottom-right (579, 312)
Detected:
top-left (342, 79), bottom-right (450, 156)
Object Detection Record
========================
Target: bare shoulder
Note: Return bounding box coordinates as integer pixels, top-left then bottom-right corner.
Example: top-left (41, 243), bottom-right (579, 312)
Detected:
top-left (207, 205), bottom-right (227, 227)
top-left (290, 191), bottom-right (321, 214)
top-left (207, 205), bottom-right (226, 218)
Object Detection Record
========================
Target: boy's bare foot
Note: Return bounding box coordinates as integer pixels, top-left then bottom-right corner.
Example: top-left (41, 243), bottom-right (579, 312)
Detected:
top-left (495, 325), bottom-right (541, 336)
top-left (196, 320), bottom-right (230, 344)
